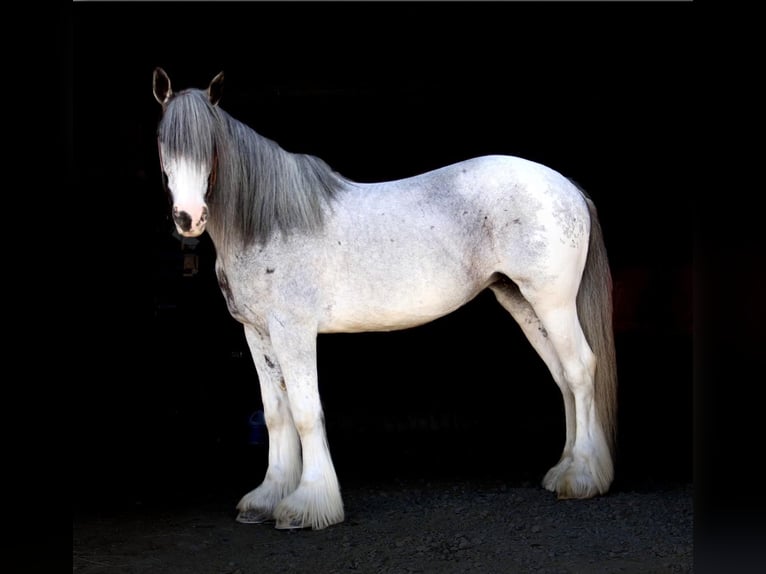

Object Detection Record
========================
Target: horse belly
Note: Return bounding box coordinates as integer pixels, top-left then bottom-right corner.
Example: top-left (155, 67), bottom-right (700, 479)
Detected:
top-left (317, 251), bottom-right (489, 333)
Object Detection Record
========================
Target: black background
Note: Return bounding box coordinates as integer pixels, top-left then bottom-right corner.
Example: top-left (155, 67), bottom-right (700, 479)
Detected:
top-left (71, 2), bottom-right (694, 514)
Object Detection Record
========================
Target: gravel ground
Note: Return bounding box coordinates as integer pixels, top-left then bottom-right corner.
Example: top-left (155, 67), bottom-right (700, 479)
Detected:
top-left (73, 479), bottom-right (692, 574)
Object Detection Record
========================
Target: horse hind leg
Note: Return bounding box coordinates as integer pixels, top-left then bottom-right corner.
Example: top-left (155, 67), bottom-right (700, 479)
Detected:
top-left (489, 280), bottom-right (576, 483)
top-left (492, 278), bottom-right (613, 499)
top-left (524, 287), bottom-right (613, 498)
top-left (236, 326), bottom-right (302, 524)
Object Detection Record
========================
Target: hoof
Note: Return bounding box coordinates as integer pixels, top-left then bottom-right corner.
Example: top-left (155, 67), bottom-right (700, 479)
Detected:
top-left (274, 515), bottom-right (311, 530)
top-left (236, 509), bottom-right (274, 524)
top-left (542, 459), bottom-right (609, 500)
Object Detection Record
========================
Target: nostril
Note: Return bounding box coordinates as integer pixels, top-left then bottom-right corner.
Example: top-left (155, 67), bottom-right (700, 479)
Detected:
top-left (173, 209), bottom-right (192, 231)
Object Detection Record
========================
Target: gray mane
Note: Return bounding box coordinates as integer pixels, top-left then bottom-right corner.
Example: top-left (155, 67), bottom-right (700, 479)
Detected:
top-left (158, 89), bottom-right (347, 252)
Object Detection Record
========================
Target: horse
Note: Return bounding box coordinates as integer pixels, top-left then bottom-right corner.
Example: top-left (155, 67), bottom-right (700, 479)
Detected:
top-left (152, 67), bottom-right (618, 530)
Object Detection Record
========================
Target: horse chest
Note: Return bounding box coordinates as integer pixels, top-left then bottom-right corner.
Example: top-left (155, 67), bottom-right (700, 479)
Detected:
top-left (214, 259), bottom-right (276, 324)
top-left (214, 249), bottom-right (320, 326)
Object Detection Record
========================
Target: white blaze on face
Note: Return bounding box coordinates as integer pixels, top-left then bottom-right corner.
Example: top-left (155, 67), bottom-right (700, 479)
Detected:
top-left (161, 149), bottom-right (210, 237)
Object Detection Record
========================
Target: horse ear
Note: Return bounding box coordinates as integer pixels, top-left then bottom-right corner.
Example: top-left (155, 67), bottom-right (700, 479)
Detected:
top-left (208, 71), bottom-right (224, 106)
top-left (153, 67), bottom-right (172, 105)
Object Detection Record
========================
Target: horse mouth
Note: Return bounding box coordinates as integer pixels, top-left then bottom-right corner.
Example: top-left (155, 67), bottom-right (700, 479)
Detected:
top-left (176, 224), bottom-right (206, 238)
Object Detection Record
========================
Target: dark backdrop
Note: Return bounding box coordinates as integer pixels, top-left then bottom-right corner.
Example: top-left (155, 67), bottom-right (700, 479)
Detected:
top-left (72, 2), bottom-right (693, 511)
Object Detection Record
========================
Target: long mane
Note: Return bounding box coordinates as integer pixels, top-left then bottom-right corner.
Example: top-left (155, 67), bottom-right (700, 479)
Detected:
top-left (157, 89), bottom-right (347, 253)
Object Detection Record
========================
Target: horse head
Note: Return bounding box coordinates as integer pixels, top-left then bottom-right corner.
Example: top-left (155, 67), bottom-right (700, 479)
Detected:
top-left (153, 67), bottom-right (223, 238)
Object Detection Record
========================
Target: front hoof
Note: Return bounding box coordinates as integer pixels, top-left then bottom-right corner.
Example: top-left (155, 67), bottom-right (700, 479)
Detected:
top-left (274, 515), bottom-right (311, 530)
top-left (273, 501), bottom-right (344, 531)
top-left (236, 509), bottom-right (274, 524)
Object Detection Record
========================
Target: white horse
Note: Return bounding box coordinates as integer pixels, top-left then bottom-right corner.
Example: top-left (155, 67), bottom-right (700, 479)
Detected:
top-left (152, 68), bottom-right (618, 530)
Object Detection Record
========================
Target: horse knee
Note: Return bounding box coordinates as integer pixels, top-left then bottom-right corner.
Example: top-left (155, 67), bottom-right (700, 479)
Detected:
top-left (264, 409), bottom-right (290, 432)
top-left (262, 398), bottom-right (293, 431)
top-left (291, 412), bottom-right (325, 438)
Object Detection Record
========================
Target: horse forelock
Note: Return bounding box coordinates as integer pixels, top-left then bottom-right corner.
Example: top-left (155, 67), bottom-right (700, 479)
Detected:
top-left (157, 88), bottom-right (347, 253)
top-left (157, 89), bottom-right (218, 168)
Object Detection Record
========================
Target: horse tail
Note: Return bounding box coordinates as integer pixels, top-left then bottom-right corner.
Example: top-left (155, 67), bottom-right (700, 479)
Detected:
top-left (578, 194), bottom-right (618, 458)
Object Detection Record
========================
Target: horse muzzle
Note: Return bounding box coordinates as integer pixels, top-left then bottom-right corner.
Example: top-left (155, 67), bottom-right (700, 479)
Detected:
top-left (173, 204), bottom-right (208, 237)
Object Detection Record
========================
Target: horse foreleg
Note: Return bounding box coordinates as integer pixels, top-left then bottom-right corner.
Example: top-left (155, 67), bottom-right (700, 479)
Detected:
top-left (236, 325), bottom-right (302, 524)
top-left (268, 317), bottom-right (344, 530)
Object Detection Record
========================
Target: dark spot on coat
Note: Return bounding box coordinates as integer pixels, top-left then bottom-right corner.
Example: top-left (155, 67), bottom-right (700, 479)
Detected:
top-left (217, 268), bottom-right (241, 317)
top-left (266, 267), bottom-right (275, 274)
top-left (217, 268), bottom-right (234, 306)
top-left (264, 355), bottom-right (275, 368)
top-left (513, 218), bottom-right (521, 224)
